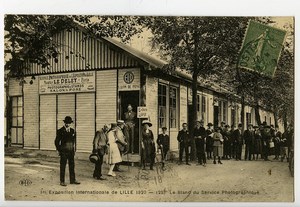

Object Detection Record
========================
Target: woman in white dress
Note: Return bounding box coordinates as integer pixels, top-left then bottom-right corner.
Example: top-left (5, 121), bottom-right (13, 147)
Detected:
top-left (107, 123), bottom-right (122, 177)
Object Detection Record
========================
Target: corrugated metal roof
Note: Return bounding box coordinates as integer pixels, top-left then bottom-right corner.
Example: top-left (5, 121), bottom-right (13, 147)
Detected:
top-left (103, 37), bottom-right (167, 69)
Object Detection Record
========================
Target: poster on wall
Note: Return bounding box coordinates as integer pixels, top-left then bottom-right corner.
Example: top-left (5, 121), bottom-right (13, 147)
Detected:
top-left (39, 71), bottom-right (96, 94)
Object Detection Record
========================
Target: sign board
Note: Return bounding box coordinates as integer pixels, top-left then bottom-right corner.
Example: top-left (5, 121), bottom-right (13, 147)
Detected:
top-left (118, 68), bottom-right (140, 91)
top-left (39, 71), bottom-right (95, 94)
top-left (238, 20), bottom-right (287, 77)
top-left (137, 107), bottom-right (148, 118)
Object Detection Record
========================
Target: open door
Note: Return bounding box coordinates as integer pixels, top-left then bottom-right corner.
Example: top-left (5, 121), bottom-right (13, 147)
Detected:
top-left (119, 91), bottom-right (140, 154)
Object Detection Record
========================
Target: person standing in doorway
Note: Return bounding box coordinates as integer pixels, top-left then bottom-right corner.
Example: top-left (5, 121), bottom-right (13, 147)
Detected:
top-left (55, 116), bottom-right (80, 186)
top-left (92, 124), bottom-right (109, 180)
top-left (157, 127), bottom-right (170, 168)
top-left (194, 120), bottom-right (207, 166)
top-left (177, 123), bottom-right (191, 165)
top-left (124, 104), bottom-right (136, 154)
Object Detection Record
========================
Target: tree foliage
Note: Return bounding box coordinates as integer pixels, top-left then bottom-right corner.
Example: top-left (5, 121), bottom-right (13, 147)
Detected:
top-left (4, 15), bottom-right (141, 79)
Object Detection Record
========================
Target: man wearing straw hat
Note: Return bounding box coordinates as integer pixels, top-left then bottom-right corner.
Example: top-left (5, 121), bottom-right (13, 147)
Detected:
top-left (55, 116), bottom-right (80, 186)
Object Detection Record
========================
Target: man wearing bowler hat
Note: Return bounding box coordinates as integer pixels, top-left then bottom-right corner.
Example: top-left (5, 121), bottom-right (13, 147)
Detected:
top-left (55, 116), bottom-right (80, 186)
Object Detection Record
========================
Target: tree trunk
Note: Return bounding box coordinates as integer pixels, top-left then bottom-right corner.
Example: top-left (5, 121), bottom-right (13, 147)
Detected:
top-left (189, 72), bottom-right (198, 161)
top-left (273, 106), bottom-right (278, 127)
top-left (240, 95), bottom-right (245, 131)
top-left (254, 99), bottom-right (261, 126)
top-left (283, 111), bottom-right (288, 131)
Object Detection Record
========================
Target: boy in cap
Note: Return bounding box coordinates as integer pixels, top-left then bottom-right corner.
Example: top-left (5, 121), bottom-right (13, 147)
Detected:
top-left (157, 127), bottom-right (170, 167)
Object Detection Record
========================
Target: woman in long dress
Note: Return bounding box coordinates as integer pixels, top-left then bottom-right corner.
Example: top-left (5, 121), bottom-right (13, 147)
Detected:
top-left (107, 123), bottom-right (122, 177)
top-left (141, 120), bottom-right (156, 170)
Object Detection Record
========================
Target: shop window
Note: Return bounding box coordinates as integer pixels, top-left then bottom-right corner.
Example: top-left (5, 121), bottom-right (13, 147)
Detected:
top-left (158, 84), bottom-right (167, 128)
top-left (218, 100), bottom-right (228, 125)
top-left (201, 95), bottom-right (206, 123)
top-left (169, 86), bottom-right (177, 128)
top-left (11, 96), bottom-right (23, 144)
top-left (231, 107), bottom-right (236, 127)
top-left (246, 112), bottom-right (251, 127)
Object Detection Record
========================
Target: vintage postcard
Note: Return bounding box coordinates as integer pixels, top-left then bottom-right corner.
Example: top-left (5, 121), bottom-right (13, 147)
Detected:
top-left (3, 13), bottom-right (295, 203)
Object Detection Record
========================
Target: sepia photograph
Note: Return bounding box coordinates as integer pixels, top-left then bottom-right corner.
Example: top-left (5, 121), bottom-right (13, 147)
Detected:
top-left (2, 9), bottom-right (296, 204)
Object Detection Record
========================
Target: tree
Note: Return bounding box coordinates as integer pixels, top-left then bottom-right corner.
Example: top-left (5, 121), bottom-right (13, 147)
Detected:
top-left (4, 15), bottom-right (142, 80)
top-left (232, 19), bottom-right (294, 130)
top-left (140, 17), bottom-right (251, 159)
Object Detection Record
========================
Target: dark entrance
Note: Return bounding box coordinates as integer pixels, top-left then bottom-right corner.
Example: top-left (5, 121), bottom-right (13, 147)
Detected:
top-left (119, 91), bottom-right (140, 154)
top-left (214, 105), bottom-right (219, 129)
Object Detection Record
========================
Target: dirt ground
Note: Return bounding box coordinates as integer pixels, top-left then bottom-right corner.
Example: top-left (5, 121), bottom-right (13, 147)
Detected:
top-left (4, 147), bottom-right (294, 202)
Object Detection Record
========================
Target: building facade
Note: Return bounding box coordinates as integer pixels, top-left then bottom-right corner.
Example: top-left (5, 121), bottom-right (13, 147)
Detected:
top-left (6, 27), bottom-right (278, 157)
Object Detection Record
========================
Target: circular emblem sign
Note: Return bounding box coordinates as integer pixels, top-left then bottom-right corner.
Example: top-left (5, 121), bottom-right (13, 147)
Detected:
top-left (124, 71), bottom-right (134, 84)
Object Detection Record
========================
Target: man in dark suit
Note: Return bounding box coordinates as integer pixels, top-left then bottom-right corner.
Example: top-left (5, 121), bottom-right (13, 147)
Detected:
top-left (177, 123), bottom-right (191, 165)
top-left (194, 120), bottom-right (207, 166)
top-left (124, 104), bottom-right (136, 153)
top-left (232, 123), bottom-right (243, 160)
top-left (243, 124), bottom-right (255, 160)
top-left (92, 124), bottom-right (109, 180)
top-left (55, 116), bottom-right (80, 186)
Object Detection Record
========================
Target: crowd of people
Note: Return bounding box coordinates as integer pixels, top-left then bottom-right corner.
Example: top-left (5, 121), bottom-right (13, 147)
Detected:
top-left (54, 113), bottom-right (294, 186)
top-left (177, 120), bottom-right (294, 167)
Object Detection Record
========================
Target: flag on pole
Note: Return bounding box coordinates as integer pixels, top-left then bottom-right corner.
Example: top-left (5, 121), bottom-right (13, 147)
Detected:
top-left (238, 20), bottom-right (287, 77)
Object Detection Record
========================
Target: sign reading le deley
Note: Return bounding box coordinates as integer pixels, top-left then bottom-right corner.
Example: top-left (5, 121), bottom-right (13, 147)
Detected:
top-left (39, 71), bottom-right (96, 94)
top-left (137, 107), bottom-right (148, 118)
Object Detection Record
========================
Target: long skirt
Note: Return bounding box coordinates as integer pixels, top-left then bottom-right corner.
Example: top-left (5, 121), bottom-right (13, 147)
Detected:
top-left (106, 143), bottom-right (122, 164)
top-left (213, 145), bottom-right (223, 157)
top-left (254, 139), bottom-right (262, 154)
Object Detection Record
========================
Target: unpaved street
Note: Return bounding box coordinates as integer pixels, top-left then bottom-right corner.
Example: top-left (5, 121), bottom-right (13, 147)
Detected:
top-left (5, 148), bottom-right (294, 202)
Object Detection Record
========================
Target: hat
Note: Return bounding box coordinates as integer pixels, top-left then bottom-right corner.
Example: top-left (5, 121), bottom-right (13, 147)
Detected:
top-left (221, 121), bottom-right (226, 125)
top-left (207, 123), bottom-right (213, 127)
top-left (264, 125), bottom-right (271, 128)
top-left (110, 123), bottom-right (117, 128)
top-left (63, 116), bottom-right (73, 124)
top-left (162, 127), bottom-right (167, 130)
top-left (225, 124), bottom-right (230, 128)
top-left (238, 123), bottom-right (243, 127)
top-left (142, 120), bottom-right (152, 127)
top-left (117, 120), bottom-right (125, 124)
top-left (270, 124), bottom-right (274, 128)
top-left (253, 126), bottom-right (259, 129)
top-left (89, 153), bottom-right (100, 163)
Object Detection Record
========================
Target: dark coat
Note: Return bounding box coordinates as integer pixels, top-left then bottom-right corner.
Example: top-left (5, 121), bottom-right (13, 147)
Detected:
top-left (232, 129), bottom-right (243, 145)
top-left (157, 134), bottom-right (170, 151)
top-left (55, 127), bottom-right (76, 153)
top-left (141, 129), bottom-right (156, 162)
top-left (177, 130), bottom-right (190, 145)
top-left (243, 130), bottom-right (255, 145)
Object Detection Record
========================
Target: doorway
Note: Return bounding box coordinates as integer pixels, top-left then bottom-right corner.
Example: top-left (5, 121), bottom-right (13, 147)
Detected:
top-left (119, 91), bottom-right (140, 153)
top-left (214, 105), bottom-right (219, 129)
